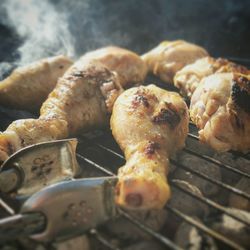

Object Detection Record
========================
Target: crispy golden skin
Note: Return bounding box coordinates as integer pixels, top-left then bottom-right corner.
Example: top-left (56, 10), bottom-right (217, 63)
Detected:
top-left (174, 57), bottom-right (249, 98)
top-left (0, 55), bottom-right (73, 111)
top-left (83, 46), bottom-right (147, 88)
top-left (0, 58), bottom-right (122, 164)
top-left (111, 85), bottom-right (189, 209)
top-left (190, 73), bottom-right (250, 152)
top-left (142, 40), bottom-right (208, 83)
top-left (0, 46), bottom-right (147, 164)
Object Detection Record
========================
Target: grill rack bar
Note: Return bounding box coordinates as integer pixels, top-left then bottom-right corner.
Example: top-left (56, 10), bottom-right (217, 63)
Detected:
top-left (83, 137), bottom-right (250, 201)
top-left (0, 198), bottom-right (14, 215)
top-left (187, 131), bottom-right (250, 161)
top-left (170, 181), bottom-right (250, 227)
top-left (89, 229), bottom-right (121, 250)
top-left (171, 159), bottom-right (250, 200)
top-left (76, 152), bottom-right (181, 249)
top-left (77, 138), bottom-right (249, 249)
top-left (118, 208), bottom-right (182, 250)
top-left (183, 148), bottom-right (250, 178)
top-left (165, 205), bottom-right (245, 250)
top-left (0, 132), bottom-right (248, 249)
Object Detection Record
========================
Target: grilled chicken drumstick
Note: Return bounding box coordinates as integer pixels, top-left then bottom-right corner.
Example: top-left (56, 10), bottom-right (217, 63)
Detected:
top-left (190, 72), bottom-right (250, 152)
top-left (111, 85), bottom-right (189, 209)
top-left (0, 55), bottom-right (73, 112)
top-left (174, 56), bottom-right (250, 152)
top-left (174, 56), bottom-right (249, 98)
top-left (143, 40), bottom-right (250, 152)
top-left (142, 40), bottom-right (208, 83)
top-left (0, 47), bottom-right (147, 164)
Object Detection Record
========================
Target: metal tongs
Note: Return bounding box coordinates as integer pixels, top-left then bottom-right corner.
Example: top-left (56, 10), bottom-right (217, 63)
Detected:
top-left (0, 139), bottom-right (118, 242)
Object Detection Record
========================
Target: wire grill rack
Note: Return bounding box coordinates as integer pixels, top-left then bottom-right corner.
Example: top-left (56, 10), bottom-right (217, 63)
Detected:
top-left (0, 58), bottom-right (250, 249)
top-left (72, 122), bottom-right (250, 250)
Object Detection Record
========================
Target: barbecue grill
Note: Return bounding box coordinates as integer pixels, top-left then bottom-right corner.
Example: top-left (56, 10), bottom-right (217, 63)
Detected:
top-left (0, 0), bottom-right (250, 249)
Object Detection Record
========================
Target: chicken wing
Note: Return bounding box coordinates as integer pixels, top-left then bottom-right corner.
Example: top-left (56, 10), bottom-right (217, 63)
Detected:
top-left (174, 57), bottom-right (249, 98)
top-left (0, 55), bottom-right (73, 112)
top-left (111, 85), bottom-right (189, 209)
top-left (142, 40), bottom-right (208, 83)
top-left (190, 73), bottom-right (250, 152)
top-left (83, 46), bottom-right (147, 88)
top-left (0, 58), bottom-right (122, 164)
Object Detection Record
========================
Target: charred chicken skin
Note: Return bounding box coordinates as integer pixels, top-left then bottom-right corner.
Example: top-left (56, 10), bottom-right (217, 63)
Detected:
top-left (0, 60), bottom-right (122, 163)
top-left (142, 40), bottom-right (208, 83)
top-left (0, 55), bottom-right (73, 112)
top-left (173, 56), bottom-right (250, 152)
top-left (83, 46), bottom-right (147, 88)
top-left (174, 57), bottom-right (249, 98)
top-left (0, 46), bottom-right (146, 164)
top-left (190, 73), bottom-right (250, 152)
top-left (143, 39), bottom-right (250, 152)
top-left (111, 85), bottom-right (189, 209)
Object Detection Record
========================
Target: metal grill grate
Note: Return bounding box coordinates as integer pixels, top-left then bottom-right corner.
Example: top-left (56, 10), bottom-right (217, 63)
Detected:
top-left (0, 59), bottom-right (250, 250)
top-left (75, 123), bottom-right (250, 250)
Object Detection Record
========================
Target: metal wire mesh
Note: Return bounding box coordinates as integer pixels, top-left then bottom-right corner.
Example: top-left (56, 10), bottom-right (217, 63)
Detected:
top-left (0, 58), bottom-right (249, 250)
top-left (76, 124), bottom-right (250, 250)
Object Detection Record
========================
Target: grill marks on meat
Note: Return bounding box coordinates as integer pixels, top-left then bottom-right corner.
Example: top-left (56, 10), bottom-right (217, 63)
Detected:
top-left (190, 72), bottom-right (250, 152)
top-left (143, 39), bottom-right (250, 152)
top-left (0, 46), bottom-right (147, 164)
top-left (152, 103), bottom-right (181, 129)
top-left (144, 141), bottom-right (160, 157)
top-left (82, 46), bottom-right (147, 88)
top-left (231, 75), bottom-right (250, 113)
top-left (111, 84), bottom-right (189, 209)
top-left (132, 94), bottom-right (150, 108)
top-left (174, 56), bottom-right (249, 98)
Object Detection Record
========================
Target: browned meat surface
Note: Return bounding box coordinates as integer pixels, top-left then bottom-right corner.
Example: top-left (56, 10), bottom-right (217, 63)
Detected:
top-left (0, 46), bottom-right (148, 164)
top-left (83, 46), bottom-right (147, 88)
top-left (111, 84), bottom-right (189, 209)
top-left (142, 40), bottom-right (208, 83)
top-left (190, 73), bottom-right (250, 152)
top-left (0, 55), bottom-right (73, 111)
top-left (0, 58), bottom-right (122, 164)
top-left (174, 56), bottom-right (249, 98)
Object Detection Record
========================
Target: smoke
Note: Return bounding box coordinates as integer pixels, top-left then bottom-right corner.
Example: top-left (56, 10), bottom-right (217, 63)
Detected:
top-left (1, 0), bottom-right (75, 66)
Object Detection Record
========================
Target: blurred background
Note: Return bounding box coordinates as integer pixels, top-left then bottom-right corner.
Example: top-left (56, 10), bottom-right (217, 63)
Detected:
top-left (0, 0), bottom-right (249, 78)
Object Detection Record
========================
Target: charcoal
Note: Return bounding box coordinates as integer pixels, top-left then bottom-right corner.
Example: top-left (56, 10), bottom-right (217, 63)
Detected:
top-left (229, 177), bottom-right (250, 211)
top-left (169, 179), bottom-right (209, 217)
top-left (210, 208), bottom-right (250, 248)
top-left (104, 209), bottom-right (167, 240)
top-left (173, 152), bottom-right (221, 196)
top-left (175, 220), bottom-right (218, 249)
top-left (213, 152), bottom-right (250, 186)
